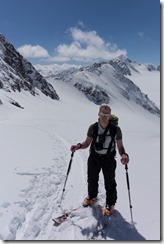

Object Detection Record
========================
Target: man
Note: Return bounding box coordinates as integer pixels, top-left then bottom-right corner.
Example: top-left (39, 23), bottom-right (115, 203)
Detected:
top-left (70, 105), bottom-right (129, 215)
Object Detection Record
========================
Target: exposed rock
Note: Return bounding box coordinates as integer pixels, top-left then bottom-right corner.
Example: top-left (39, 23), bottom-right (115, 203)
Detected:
top-left (0, 34), bottom-right (59, 100)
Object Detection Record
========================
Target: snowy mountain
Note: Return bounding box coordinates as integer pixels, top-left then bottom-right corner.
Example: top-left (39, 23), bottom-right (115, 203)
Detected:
top-left (0, 35), bottom-right (160, 240)
top-left (108, 54), bottom-right (159, 74)
top-left (36, 55), bottom-right (160, 116)
top-left (0, 34), bottom-right (159, 117)
top-left (0, 34), bottom-right (59, 108)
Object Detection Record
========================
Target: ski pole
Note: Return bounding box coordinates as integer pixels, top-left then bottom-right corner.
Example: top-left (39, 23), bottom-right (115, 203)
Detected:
top-left (125, 164), bottom-right (134, 225)
top-left (59, 151), bottom-right (75, 207)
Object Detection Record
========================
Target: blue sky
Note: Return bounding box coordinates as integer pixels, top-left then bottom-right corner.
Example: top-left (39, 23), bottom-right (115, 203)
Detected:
top-left (0, 0), bottom-right (160, 66)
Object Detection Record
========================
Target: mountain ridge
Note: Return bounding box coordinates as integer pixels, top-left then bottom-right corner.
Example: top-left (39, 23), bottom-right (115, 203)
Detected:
top-left (0, 34), bottom-right (59, 107)
top-left (36, 56), bottom-right (160, 116)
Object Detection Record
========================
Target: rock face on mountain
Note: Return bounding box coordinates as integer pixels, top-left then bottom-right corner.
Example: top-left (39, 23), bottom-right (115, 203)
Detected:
top-left (74, 82), bottom-right (110, 105)
top-left (157, 65), bottom-right (160, 71)
top-left (0, 34), bottom-right (59, 100)
top-left (108, 55), bottom-right (139, 75)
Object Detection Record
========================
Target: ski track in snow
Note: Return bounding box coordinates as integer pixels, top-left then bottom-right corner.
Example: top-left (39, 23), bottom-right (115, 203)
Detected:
top-left (0, 122), bottom-right (146, 240)
top-left (0, 123), bottom-right (78, 240)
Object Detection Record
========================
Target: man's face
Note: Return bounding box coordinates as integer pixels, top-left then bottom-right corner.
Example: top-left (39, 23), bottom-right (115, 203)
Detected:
top-left (99, 108), bottom-right (110, 122)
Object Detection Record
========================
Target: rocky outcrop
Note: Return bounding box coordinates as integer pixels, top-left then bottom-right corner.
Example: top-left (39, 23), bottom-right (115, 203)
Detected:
top-left (0, 34), bottom-right (59, 100)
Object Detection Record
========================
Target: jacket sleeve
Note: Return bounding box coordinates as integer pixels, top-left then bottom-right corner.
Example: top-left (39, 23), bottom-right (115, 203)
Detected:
top-left (87, 124), bottom-right (94, 137)
top-left (116, 126), bottom-right (122, 140)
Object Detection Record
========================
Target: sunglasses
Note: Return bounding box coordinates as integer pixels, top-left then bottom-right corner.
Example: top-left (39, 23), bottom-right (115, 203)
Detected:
top-left (99, 112), bottom-right (110, 117)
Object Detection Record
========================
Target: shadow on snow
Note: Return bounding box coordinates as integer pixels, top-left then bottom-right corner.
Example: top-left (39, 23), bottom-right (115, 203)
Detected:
top-left (81, 204), bottom-right (146, 241)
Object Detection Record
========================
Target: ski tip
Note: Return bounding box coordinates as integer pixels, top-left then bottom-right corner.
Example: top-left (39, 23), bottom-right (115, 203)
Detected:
top-left (52, 220), bottom-right (60, 226)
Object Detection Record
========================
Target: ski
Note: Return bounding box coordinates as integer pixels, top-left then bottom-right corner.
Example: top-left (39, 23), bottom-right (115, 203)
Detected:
top-left (52, 207), bottom-right (80, 226)
top-left (52, 200), bottom-right (99, 226)
top-left (52, 201), bottom-right (110, 227)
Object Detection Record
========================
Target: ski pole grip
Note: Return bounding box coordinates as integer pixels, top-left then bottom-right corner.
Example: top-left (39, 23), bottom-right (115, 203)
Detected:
top-left (125, 164), bottom-right (128, 170)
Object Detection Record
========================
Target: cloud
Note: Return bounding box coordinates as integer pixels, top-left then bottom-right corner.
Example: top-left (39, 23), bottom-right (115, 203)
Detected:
top-left (17, 45), bottom-right (49, 58)
top-left (17, 26), bottom-right (127, 63)
top-left (77, 20), bottom-right (85, 28)
top-left (137, 32), bottom-right (144, 37)
top-left (50, 27), bottom-right (127, 63)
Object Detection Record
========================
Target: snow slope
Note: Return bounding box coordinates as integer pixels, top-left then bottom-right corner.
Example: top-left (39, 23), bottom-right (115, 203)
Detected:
top-left (126, 63), bottom-right (160, 109)
top-left (0, 70), bottom-right (160, 240)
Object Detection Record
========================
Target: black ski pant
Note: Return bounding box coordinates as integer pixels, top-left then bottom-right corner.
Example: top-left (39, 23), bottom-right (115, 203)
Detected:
top-left (87, 152), bottom-right (117, 206)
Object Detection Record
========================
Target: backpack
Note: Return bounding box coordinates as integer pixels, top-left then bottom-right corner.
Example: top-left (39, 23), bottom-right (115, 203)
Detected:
top-left (109, 114), bottom-right (119, 126)
top-left (90, 114), bottom-right (118, 154)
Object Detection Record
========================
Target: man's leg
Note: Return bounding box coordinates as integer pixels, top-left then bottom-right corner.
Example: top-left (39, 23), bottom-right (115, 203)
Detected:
top-left (102, 157), bottom-right (117, 206)
top-left (87, 153), bottom-right (101, 198)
